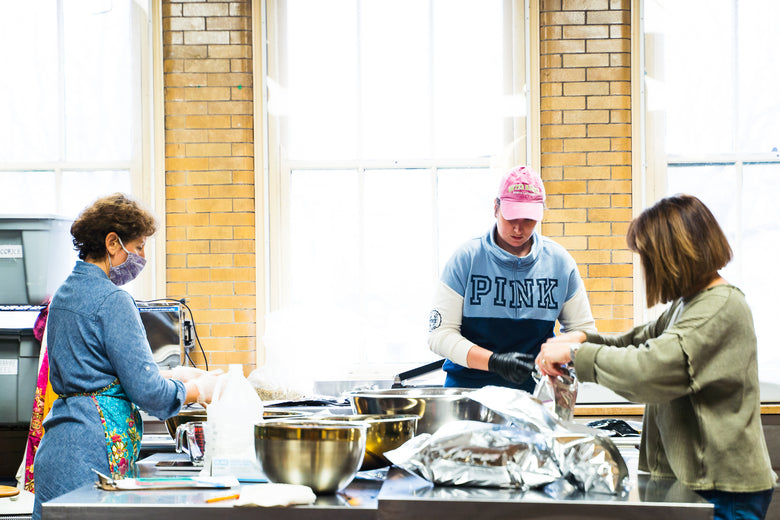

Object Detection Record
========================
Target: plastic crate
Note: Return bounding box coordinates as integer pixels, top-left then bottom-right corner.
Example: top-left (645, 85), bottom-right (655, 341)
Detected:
top-left (0, 328), bottom-right (41, 425)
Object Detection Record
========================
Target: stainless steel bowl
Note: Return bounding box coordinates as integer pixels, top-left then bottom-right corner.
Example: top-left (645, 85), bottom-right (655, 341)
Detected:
top-left (254, 419), bottom-right (367, 493)
top-left (165, 406), bottom-right (310, 439)
top-left (316, 414), bottom-right (419, 470)
top-left (348, 387), bottom-right (508, 435)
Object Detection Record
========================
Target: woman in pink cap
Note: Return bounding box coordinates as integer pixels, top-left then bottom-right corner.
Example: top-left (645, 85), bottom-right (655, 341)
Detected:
top-left (427, 165), bottom-right (596, 391)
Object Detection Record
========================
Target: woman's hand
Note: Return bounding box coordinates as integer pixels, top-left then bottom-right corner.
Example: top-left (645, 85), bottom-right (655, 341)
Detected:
top-left (169, 366), bottom-right (223, 383)
top-left (192, 373), bottom-right (221, 405)
top-left (536, 337), bottom-right (583, 377)
top-left (544, 330), bottom-right (586, 345)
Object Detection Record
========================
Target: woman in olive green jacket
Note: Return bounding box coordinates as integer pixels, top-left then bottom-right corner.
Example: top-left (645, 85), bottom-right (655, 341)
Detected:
top-left (537, 194), bottom-right (776, 520)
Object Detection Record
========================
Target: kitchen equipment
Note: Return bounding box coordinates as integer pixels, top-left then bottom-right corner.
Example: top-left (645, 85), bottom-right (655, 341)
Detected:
top-left (254, 419), bottom-right (367, 493)
top-left (137, 302), bottom-right (184, 370)
top-left (311, 358), bottom-right (446, 399)
top-left (313, 414), bottom-right (419, 470)
top-left (392, 359), bottom-right (445, 388)
top-left (349, 387), bottom-right (509, 435)
top-left (175, 421), bottom-right (206, 465)
top-left (164, 406), bottom-right (309, 439)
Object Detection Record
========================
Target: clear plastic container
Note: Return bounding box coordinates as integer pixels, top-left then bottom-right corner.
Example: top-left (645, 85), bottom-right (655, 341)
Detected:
top-left (204, 364), bottom-right (264, 478)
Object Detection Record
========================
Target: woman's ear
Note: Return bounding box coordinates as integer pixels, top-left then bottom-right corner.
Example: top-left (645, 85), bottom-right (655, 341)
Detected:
top-left (104, 232), bottom-right (121, 256)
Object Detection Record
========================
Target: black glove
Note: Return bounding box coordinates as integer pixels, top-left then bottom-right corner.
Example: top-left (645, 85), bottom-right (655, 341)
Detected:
top-left (488, 351), bottom-right (535, 385)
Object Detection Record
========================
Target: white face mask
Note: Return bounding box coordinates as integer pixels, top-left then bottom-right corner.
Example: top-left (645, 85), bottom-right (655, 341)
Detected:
top-left (108, 237), bottom-right (146, 286)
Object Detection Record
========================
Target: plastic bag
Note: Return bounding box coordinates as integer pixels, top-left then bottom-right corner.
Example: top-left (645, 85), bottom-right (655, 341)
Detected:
top-left (532, 367), bottom-right (578, 422)
top-left (205, 365), bottom-right (264, 478)
top-left (247, 366), bottom-right (305, 402)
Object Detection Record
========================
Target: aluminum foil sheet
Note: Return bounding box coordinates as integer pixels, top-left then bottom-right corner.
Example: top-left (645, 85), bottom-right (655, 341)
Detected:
top-left (386, 386), bottom-right (629, 496)
top-left (384, 421), bottom-right (561, 490)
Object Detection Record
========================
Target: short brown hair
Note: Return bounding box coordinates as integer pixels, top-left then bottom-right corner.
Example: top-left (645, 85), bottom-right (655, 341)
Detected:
top-left (70, 193), bottom-right (157, 261)
top-left (627, 194), bottom-right (732, 307)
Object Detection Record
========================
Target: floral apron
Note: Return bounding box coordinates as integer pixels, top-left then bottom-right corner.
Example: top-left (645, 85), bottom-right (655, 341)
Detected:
top-left (60, 379), bottom-right (143, 479)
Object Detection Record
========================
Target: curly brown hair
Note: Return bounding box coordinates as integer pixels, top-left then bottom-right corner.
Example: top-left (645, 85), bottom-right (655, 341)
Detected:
top-left (627, 194), bottom-right (732, 307)
top-left (70, 193), bottom-right (157, 261)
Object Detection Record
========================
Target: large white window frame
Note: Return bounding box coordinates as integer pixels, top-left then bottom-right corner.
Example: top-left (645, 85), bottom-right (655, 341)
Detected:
top-left (639, 0), bottom-right (780, 401)
top-left (0, 0), bottom-right (165, 299)
top-left (257, 0), bottom-right (535, 379)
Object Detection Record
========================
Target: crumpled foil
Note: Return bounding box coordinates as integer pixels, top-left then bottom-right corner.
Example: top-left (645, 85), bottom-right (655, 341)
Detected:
top-left (384, 421), bottom-right (561, 490)
top-left (532, 366), bottom-right (578, 422)
top-left (386, 386), bottom-right (629, 497)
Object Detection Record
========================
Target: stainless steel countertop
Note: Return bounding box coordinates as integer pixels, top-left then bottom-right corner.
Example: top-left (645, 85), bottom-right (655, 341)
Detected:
top-left (43, 443), bottom-right (713, 520)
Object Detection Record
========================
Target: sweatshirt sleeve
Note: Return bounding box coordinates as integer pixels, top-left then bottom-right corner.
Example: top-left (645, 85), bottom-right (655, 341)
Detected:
top-left (558, 286), bottom-right (597, 333)
top-left (99, 291), bottom-right (186, 419)
top-left (574, 300), bottom-right (692, 404)
top-left (427, 280), bottom-right (475, 368)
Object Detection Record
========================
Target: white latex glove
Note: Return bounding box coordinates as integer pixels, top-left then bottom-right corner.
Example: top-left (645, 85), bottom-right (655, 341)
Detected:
top-left (193, 373), bottom-right (221, 405)
top-left (170, 365), bottom-right (207, 382)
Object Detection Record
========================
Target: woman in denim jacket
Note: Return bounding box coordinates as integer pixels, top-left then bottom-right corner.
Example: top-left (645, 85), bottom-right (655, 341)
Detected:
top-left (32, 194), bottom-right (219, 520)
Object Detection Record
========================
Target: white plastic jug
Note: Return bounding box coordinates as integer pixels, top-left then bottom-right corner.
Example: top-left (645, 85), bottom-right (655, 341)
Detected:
top-left (204, 364), bottom-right (264, 478)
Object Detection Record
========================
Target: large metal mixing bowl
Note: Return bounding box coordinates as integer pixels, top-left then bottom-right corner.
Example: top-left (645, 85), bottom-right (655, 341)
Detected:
top-left (348, 387), bottom-right (508, 435)
top-left (165, 406), bottom-right (309, 439)
top-left (315, 414), bottom-right (419, 470)
top-left (254, 419), bottom-right (367, 493)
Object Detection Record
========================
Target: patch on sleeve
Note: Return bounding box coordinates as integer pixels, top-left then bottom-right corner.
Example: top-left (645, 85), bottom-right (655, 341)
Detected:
top-left (428, 310), bottom-right (442, 332)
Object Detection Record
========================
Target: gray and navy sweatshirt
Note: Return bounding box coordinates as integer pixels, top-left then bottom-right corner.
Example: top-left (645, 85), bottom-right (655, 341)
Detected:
top-left (428, 226), bottom-right (596, 392)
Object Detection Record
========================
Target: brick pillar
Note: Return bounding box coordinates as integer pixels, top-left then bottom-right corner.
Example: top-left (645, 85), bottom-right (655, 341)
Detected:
top-left (539, 0), bottom-right (632, 334)
top-left (162, 0), bottom-right (256, 371)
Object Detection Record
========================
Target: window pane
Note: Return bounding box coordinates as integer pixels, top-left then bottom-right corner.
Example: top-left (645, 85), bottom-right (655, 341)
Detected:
top-left (437, 168), bottom-right (498, 271)
top-left (63, 1), bottom-right (135, 161)
top-left (0, 1), bottom-right (59, 162)
top-left (737, 1), bottom-right (780, 154)
top-left (360, 0), bottom-right (431, 160)
top-left (742, 165), bottom-right (780, 385)
top-left (289, 169), bottom-right (360, 305)
top-left (363, 169), bottom-right (435, 363)
top-left (0, 172), bottom-right (57, 214)
top-left (61, 171), bottom-right (132, 218)
top-left (663, 0), bottom-right (734, 155)
top-left (666, 164), bottom-right (739, 283)
top-left (433, 0), bottom-right (506, 159)
top-left (268, 170), bottom-right (362, 381)
top-left (285, 0), bottom-right (358, 160)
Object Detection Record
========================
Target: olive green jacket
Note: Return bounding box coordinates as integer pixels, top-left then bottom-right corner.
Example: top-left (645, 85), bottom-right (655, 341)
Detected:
top-left (575, 285), bottom-right (777, 492)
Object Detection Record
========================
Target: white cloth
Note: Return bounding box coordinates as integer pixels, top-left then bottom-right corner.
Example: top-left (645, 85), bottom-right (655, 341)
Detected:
top-left (234, 483), bottom-right (317, 507)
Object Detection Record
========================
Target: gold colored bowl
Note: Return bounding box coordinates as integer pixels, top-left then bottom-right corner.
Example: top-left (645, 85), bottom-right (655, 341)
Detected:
top-left (254, 419), bottom-right (367, 493)
top-left (164, 406), bottom-right (309, 439)
top-left (317, 414), bottom-right (419, 470)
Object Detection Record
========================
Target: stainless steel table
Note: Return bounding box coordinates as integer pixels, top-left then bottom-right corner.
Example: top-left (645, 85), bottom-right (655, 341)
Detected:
top-left (377, 467), bottom-right (712, 520)
top-left (43, 445), bottom-right (713, 520)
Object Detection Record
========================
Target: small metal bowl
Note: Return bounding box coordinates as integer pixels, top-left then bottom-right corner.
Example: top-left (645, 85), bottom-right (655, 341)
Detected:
top-left (349, 387), bottom-right (508, 435)
top-left (165, 406), bottom-right (309, 439)
top-left (254, 419), bottom-right (367, 493)
top-left (316, 414), bottom-right (419, 470)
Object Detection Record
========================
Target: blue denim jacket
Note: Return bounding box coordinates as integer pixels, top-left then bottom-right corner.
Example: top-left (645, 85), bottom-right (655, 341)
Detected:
top-left (33, 260), bottom-right (186, 519)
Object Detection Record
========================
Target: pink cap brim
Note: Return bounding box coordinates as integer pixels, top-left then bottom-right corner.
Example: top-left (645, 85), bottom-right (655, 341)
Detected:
top-left (500, 200), bottom-right (544, 221)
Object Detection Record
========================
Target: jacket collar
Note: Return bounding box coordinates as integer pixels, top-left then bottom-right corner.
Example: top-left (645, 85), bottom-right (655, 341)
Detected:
top-left (484, 225), bottom-right (541, 270)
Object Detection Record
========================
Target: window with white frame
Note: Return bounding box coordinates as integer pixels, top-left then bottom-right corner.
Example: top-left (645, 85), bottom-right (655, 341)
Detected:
top-left (0, 0), bottom-right (156, 298)
top-left (263, 0), bottom-right (530, 381)
top-left (644, 0), bottom-right (780, 395)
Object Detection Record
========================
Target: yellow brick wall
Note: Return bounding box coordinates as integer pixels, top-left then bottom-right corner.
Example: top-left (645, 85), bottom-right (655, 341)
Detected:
top-left (159, 0), bottom-right (635, 372)
top-left (162, 0), bottom-right (256, 373)
top-left (539, 0), bottom-right (633, 334)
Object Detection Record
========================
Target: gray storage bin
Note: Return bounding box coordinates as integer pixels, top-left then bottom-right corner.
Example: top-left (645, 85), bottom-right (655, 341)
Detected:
top-left (0, 328), bottom-right (41, 425)
top-left (0, 215), bottom-right (75, 304)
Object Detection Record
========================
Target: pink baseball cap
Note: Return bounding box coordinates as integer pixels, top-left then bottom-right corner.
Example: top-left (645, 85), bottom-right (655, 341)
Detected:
top-left (497, 165), bottom-right (546, 221)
